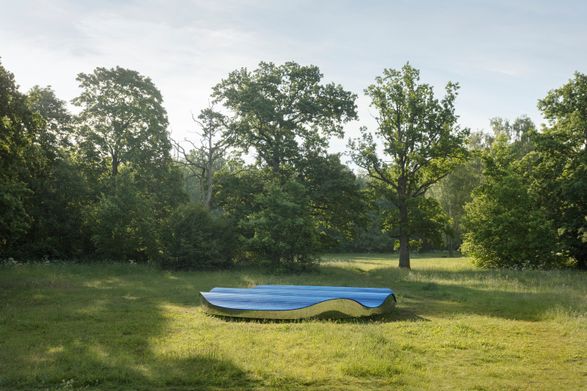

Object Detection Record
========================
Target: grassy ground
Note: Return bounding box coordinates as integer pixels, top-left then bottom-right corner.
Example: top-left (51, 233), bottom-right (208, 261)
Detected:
top-left (1, 254), bottom-right (585, 390)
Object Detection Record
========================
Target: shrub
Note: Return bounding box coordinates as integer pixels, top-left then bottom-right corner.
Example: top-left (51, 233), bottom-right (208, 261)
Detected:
top-left (86, 175), bottom-right (160, 262)
top-left (243, 180), bottom-right (319, 272)
top-left (462, 170), bottom-right (564, 269)
top-left (161, 204), bottom-right (237, 270)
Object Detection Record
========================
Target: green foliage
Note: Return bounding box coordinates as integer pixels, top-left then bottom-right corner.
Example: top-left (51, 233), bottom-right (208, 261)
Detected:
top-left (86, 173), bottom-right (160, 261)
top-left (243, 180), bottom-right (319, 271)
top-left (462, 135), bottom-right (564, 269)
top-left (429, 132), bottom-right (486, 254)
top-left (0, 65), bottom-right (91, 259)
top-left (333, 184), bottom-right (395, 253)
top-left (13, 85), bottom-right (92, 258)
top-left (0, 62), bottom-right (37, 251)
top-left (68, 67), bottom-right (185, 262)
top-left (374, 188), bottom-right (449, 250)
top-left (173, 107), bottom-right (233, 209)
top-left (533, 72), bottom-right (587, 268)
top-left (405, 197), bottom-right (449, 250)
top-left (296, 153), bottom-right (367, 248)
top-left (161, 203), bottom-right (237, 270)
top-left (462, 72), bottom-right (587, 270)
top-left (26, 85), bottom-right (73, 153)
top-left (340, 218), bottom-right (395, 253)
top-left (0, 180), bottom-right (32, 251)
top-left (215, 164), bottom-right (329, 270)
top-left (73, 66), bottom-right (172, 177)
top-left (393, 239), bottom-right (423, 252)
top-left (212, 61), bottom-right (357, 175)
top-left (211, 62), bottom-right (365, 266)
top-left (1, 56), bottom-right (583, 273)
top-left (214, 164), bottom-right (266, 224)
top-left (13, 156), bottom-right (91, 259)
top-left (334, 179), bottom-right (450, 254)
top-left (350, 63), bottom-right (469, 267)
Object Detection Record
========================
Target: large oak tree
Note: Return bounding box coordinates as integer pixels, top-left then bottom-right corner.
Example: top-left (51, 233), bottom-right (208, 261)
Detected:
top-left (350, 63), bottom-right (469, 269)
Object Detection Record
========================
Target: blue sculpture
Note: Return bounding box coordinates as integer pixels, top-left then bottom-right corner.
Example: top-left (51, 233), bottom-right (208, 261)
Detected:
top-left (200, 285), bottom-right (396, 319)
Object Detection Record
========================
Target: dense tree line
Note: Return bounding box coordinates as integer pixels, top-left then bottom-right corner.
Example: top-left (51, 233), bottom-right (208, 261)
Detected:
top-left (463, 76), bottom-right (587, 269)
top-left (1, 58), bottom-right (584, 270)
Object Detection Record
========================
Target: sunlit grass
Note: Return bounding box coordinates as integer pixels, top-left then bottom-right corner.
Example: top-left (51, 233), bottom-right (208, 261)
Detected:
top-left (1, 254), bottom-right (585, 390)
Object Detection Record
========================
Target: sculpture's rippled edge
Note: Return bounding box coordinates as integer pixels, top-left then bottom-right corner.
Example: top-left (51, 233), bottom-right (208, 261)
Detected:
top-left (200, 292), bottom-right (397, 320)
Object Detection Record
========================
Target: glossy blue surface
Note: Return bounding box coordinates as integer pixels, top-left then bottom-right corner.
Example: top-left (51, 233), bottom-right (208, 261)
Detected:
top-left (255, 285), bottom-right (393, 294)
top-left (201, 285), bottom-right (395, 311)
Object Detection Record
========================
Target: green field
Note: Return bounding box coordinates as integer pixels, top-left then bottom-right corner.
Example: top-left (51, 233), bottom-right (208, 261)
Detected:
top-left (1, 255), bottom-right (585, 390)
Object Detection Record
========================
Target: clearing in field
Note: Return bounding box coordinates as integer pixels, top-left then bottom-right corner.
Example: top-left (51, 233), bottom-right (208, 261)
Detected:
top-left (0, 254), bottom-right (585, 390)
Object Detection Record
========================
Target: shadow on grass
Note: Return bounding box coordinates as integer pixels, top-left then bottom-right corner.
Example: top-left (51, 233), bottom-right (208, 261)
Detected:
top-left (317, 264), bottom-right (582, 322)
top-left (0, 265), bottom-right (260, 390)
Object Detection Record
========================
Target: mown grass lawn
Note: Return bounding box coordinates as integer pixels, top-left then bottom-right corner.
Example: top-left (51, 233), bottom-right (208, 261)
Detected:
top-left (1, 254), bottom-right (585, 390)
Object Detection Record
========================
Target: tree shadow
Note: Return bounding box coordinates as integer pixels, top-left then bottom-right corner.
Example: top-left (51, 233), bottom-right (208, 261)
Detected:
top-left (317, 264), bottom-right (583, 322)
top-left (0, 265), bottom-right (260, 390)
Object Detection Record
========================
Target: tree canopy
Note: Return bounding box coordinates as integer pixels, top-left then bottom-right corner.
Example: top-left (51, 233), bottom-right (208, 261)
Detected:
top-left (73, 66), bottom-right (172, 177)
top-left (212, 61), bottom-right (357, 175)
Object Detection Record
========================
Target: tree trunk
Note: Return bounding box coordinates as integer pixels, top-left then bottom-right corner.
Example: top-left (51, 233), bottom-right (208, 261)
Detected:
top-left (111, 154), bottom-right (119, 176)
top-left (204, 133), bottom-right (214, 210)
top-left (398, 198), bottom-right (411, 269)
top-left (204, 165), bottom-right (213, 210)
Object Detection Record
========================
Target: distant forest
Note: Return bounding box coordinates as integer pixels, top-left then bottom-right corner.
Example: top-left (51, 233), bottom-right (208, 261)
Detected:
top-left (1, 60), bottom-right (585, 270)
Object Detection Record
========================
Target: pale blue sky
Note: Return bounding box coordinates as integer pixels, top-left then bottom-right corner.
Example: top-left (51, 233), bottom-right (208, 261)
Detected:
top-left (1, 0), bottom-right (586, 154)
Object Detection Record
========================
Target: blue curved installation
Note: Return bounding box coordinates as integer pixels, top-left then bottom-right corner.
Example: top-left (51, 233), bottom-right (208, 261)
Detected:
top-left (200, 285), bottom-right (396, 319)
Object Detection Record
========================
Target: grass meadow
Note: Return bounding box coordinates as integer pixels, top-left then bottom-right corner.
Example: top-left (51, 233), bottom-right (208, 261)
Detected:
top-left (1, 254), bottom-right (585, 390)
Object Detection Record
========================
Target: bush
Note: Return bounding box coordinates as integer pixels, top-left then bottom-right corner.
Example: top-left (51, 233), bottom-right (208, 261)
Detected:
top-left (462, 170), bottom-right (564, 269)
top-left (243, 180), bottom-right (319, 272)
top-left (86, 174), bottom-right (160, 262)
top-left (161, 204), bottom-right (237, 270)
